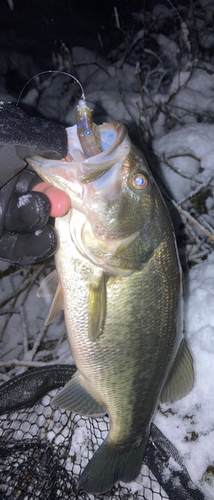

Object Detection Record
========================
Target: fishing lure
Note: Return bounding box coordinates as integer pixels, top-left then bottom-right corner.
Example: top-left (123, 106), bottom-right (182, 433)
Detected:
top-left (17, 70), bottom-right (102, 159)
top-left (76, 99), bottom-right (102, 158)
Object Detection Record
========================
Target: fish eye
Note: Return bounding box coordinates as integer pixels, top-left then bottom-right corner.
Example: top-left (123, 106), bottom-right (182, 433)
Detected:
top-left (131, 173), bottom-right (148, 190)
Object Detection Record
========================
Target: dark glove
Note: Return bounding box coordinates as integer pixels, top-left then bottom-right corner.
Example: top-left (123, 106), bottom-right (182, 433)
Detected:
top-left (0, 102), bottom-right (68, 265)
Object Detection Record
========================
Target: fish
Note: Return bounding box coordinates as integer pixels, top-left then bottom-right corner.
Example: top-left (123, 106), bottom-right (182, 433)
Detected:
top-left (27, 101), bottom-right (194, 495)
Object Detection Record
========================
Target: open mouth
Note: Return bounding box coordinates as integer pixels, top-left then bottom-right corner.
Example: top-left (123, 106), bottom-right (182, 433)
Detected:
top-left (27, 121), bottom-right (131, 210)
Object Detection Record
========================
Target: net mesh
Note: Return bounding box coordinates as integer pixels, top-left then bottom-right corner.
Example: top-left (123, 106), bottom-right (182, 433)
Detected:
top-left (0, 367), bottom-right (205, 500)
top-left (0, 392), bottom-right (168, 500)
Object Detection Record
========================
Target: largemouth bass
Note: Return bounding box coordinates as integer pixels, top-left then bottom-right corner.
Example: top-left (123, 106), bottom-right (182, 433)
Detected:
top-left (27, 102), bottom-right (194, 495)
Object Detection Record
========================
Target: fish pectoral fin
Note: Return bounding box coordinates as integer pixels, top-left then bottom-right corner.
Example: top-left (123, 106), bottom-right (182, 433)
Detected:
top-left (52, 371), bottom-right (106, 417)
top-left (88, 271), bottom-right (107, 341)
top-left (37, 270), bottom-right (58, 298)
top-left (44, 283), bottom-right (64, 326)
top-left (37, 269), bottom-right (63, 325)
top-left (160, 339), bottom-right (194, 404)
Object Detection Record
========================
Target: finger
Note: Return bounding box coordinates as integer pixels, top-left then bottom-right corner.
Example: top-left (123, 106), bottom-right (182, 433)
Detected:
top-left (0, 225), bottom-right (57, 265)
top-left (0, 176), bottom-right (17, 238)
top-left (34, 182), bottom-right (70, 217)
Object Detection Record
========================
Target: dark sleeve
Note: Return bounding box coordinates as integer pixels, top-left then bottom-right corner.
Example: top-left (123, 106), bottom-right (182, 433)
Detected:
top-left (0, 101), bottom-right (68, 187)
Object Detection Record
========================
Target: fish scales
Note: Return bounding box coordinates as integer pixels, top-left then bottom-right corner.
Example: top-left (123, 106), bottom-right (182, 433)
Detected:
top-left (55, 214), bottom-right (180, 443)
top-left (28, 115), bottom-right (194, 495)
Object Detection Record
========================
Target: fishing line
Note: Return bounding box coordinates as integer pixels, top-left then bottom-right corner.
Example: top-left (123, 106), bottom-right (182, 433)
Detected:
top-left (16, 70), bottom-right (101, 159)
top-left (16, 70), bottom-right (86, 107)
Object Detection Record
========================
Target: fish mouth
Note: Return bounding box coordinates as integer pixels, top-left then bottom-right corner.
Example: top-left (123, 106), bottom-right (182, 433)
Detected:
top-left (72, 121), bottom-right (129, 183)
top-left (27, 122), bottom-right (130, 209)
top-left (27, 121), bottom-right (136, 275)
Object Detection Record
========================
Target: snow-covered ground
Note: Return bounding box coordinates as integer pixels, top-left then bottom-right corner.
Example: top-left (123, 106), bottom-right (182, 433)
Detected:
top-left (1, 1), bottom-right (214, 498)
top-left (155, 255), bottom-right (214, 498)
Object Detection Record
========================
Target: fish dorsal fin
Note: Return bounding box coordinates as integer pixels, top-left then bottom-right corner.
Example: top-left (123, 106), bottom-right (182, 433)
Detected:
top-left (52, 371), bottom-right (106, 416)
top-left (160, 339), bottom-right (194, 404)
top-left (88, 270), bottom-right (107, 342)
top-left (37, 270), bottom-right (58, 298)
top-left (45, 282), bottom-right (64, 326)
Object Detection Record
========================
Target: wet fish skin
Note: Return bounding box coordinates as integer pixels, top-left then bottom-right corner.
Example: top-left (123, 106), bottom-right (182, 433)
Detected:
top-left (27, 121), bottom-right (193, 494)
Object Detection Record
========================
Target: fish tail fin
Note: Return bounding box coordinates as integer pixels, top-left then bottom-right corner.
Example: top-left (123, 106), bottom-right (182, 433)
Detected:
top-left (78, 438), bottom-right (145, 495)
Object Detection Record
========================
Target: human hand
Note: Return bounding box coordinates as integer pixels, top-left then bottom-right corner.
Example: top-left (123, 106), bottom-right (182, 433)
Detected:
top-left (0, 102), bottom-right (68, 265)
top-left (0, 170), bottom-right (58, 265)
top-left (33, 182), bottom-right (70, 218)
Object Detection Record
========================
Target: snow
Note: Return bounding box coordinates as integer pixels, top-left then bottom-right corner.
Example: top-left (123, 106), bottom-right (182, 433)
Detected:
top-left (154, 254), bottom-right (214, 495)
top-left (17, 193), bottom-right (31, 207)
top-left (162, 457), bottom-right (182, 482)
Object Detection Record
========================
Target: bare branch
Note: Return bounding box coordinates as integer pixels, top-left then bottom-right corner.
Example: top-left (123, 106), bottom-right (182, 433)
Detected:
top-left (178, 175), bottom-right (213, 205)
top-left (172, 200), bottom-right (214, 242)
top-left (0, 360), bottom-right (56, 368)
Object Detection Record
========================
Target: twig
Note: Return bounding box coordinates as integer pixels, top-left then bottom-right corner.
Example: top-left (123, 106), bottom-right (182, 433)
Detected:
top-left (97, 33), bottom-right (103, 48)
top-left (185, 220), bottom-right (209, 258)
top-left (160, 103), bottom-right (186, 126)
top-left (0, 268), bottom-right (34, 341)
top-left (20, 307), bottom-right (28, 356)
top-left (114, 6), bottom-right (120, 29)
top-left (168, 102), bottom-right (214, 120)
top-left (143, 67), bottom-right (165, 93)
top-left (0, 309), bottom-right (19, 315)
top-left (154, 70), bottom-right (168, 94)
top-left (166, 0), bottom-right (183, 25)
top-left (116, 79), bottom-right (137, 123)
top-left (189, 249), bottom-right (212, 261)
top-left (118, 30), bottom-right (145, 68)
top-left (144, 48), bottom-right (163, 65)
top-left (74, 60), bottom-right (112, 78)
top-left (0, 360), bottom-right (56, 368)
top-left (198, 215), bottom-right (214, 234)
top-left (187, 226), bottom-right (206, 256)
top-left (6, 0), bottom-right (14, 10)
top-left (168, 152), bottom-right (201, 162)
top-left (23, 325), bottom-right (48, 362)
top-left (172, 200), bottom-right (214, 242)
top-left (163, 153), bottom-right (194, 180)
top-left (136, 63), bottom-right (154, 140)
top-left (0, 347), bottom-right (16, 360)
top-left (178, 175), bottom-right (213, 205)
top-left (0, 285), bottom-right (30, 310)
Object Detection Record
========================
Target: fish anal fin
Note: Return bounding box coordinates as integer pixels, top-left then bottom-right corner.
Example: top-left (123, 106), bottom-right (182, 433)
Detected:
top-left (88, 270), bottom-right (107, 342)
top-left (160, 339), bottom-right (194, 404)
top-left (37, 270), bottom-right (58, 299)
top-left (45, 283), bottom-right (64, 326)
top-left (52, 371), bottom-right (106, 417)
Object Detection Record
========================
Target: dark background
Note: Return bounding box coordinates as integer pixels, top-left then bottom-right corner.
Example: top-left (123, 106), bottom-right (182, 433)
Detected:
top-left (1, 0), bottom-right (144, 60)
top-left (1, 0), bottom-right (189, 97)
